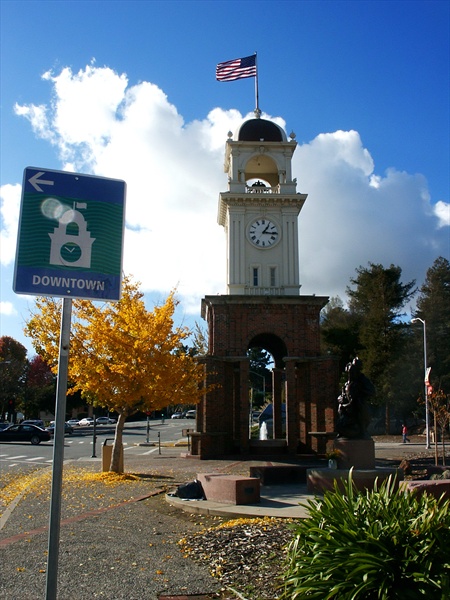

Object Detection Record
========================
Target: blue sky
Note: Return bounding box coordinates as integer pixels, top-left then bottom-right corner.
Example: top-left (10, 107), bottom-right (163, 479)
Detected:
top-left (1, 0), bottom-right (449, 355)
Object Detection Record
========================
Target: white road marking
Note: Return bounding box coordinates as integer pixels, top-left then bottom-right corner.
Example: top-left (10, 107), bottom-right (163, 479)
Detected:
top-left (141, 448), bottom-right (158, 455)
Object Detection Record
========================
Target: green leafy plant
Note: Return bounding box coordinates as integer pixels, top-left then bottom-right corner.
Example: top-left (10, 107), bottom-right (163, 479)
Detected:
top-left (280, 471), bottom-right (450, 599)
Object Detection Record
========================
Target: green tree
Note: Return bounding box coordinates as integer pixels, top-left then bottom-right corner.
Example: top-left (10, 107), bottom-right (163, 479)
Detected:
top-left (248, 347), bottom-right (272, 408)
top-left (190, 322), bottom-right (208, 356)
top-left (320, 296), bottom-right (361, 372)
top-left (0, 336), bottom-right (28, 422)
top-left (23, 355), bottom-right (56, 418)
top-left (347, 263), bottom-right (416, 430)
top-left (427, 388), bottom-right (450, 466)
top-left (413, 256), bottom-right (450, 393)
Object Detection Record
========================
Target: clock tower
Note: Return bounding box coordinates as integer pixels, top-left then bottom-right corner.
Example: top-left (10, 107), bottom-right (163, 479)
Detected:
top-left (192, 114), bottom-right (338, 460)
top-left (218, 118), bottom-right (306, 295)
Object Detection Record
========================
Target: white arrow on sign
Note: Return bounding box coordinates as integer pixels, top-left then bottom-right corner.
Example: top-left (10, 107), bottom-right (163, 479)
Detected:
top-left (29, 171), bottom-right (55, 192)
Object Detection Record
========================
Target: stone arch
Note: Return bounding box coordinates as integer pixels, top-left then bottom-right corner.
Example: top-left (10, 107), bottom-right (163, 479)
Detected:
top-left (247, 332), bottom-right (288, 442)
top-left (247, 332), bottom-right (287, 368)
top-left (243, 153), bottom-right (279, 187)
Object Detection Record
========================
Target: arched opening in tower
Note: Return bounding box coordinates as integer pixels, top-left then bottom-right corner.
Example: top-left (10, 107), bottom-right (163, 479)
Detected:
top-left (247, 333), bottom-right (287, 441)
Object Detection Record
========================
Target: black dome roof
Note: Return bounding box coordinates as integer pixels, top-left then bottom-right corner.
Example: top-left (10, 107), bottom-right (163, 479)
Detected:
top-left (237, 118), bottom-right (286, 142)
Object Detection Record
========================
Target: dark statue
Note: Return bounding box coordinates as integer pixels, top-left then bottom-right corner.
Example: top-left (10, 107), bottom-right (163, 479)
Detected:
top-left (336, 357), bottom-right (375, 439)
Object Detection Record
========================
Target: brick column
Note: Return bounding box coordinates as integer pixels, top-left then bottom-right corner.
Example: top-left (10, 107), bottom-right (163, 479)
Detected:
top-left (272, 368), bottom-right (284, 439)
top-left (239, 359), bottom-right (250, 453)
top-left (285, 360), bottom-right (299, 453)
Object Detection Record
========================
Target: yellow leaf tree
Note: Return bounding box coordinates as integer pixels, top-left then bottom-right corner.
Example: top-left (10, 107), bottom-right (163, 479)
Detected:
top-left (25, 276), bottom-right (207, 472)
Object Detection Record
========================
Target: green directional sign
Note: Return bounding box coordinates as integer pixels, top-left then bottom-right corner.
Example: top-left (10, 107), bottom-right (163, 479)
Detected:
top-left (14, 167), bottom-right (126, 301)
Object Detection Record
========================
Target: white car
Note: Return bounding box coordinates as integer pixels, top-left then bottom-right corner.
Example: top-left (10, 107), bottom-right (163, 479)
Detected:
top-left (78, 417), bottom-right (94, 426)
top-left (185, 410), bottom-right (196, 419)
top-left (67, 419), bottom-right (80, 427)
top-left (96, 417), bottom-right (116, 425)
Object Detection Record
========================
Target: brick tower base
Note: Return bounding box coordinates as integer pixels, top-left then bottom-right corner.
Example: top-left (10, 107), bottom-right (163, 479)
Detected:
top-left (190, 295), bottom-right (339, 459)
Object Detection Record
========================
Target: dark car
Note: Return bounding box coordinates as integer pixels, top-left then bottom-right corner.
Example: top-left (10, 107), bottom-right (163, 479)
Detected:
top-left (22, 419), bottom-right (45, 429)
top-left (0, 423), bottom-right (51, 445)
top-left (0, 422), bottom-right (10, 431)
top-left (45, 422), bottom-right (73, 435)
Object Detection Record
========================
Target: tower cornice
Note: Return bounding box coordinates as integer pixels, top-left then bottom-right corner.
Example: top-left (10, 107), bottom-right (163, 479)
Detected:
top-left (218, 192), bottom-right (307, 226)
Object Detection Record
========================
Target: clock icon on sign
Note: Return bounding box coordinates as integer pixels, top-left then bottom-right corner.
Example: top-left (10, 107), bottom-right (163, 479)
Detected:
top-left (60, 242), bottom-right (83, 263)
top-left (248, 218), bottom-right (279, 248)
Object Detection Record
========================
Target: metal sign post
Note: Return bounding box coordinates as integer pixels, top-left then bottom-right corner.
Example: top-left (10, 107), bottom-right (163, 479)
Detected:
top-left (45, 297), bottom-right (72, 600)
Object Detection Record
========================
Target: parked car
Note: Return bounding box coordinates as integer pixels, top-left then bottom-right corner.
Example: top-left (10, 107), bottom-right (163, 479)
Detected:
top-left (0, 422), bottom-right (10, 431)
top-left (78, 417), bottom-right (95, 426)
top-left (0, 423), bottom-right (51, 444)
top-left (45, 422), bottom-right (73, 435)
top-left (185, 410), bottom-right (196, 419)
top-left (67, 419), bottom-right (80, 427)
top-left (171, 412), bottom-right (184, 419)
top-left (96, 417), bottom-right (116, 425)
top-left (22, 419), bottom-right (45, 429)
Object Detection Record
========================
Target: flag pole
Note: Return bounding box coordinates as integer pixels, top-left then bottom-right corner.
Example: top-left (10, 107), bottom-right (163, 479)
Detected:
top-left (254, 52), bottom-right (261, 118)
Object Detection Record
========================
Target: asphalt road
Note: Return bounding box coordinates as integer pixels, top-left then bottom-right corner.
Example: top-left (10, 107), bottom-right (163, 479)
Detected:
top-left (0, 419), bottom-right (434, 476)
top-left (0, 419), bottom-right (194, 473)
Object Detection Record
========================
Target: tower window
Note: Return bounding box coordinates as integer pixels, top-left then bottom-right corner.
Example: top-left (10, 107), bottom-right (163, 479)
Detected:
top-left (252, 267), bottom-right (259, 286)
top-left (66, 222), bottom-right (79, 236)
top-left (270, 267), bottom-right (277, 287)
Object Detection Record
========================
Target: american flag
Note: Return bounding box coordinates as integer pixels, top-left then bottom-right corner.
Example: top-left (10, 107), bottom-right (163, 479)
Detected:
top-left (216, 55), bottom-right (257, 81)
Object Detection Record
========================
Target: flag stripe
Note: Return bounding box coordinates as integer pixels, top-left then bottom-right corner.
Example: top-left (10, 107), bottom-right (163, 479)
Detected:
top-left (216, 55), bottom-right (257, 81)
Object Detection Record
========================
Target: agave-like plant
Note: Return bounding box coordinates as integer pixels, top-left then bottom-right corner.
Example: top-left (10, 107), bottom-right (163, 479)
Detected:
top-left (280, 471), bottom-right (450, 599)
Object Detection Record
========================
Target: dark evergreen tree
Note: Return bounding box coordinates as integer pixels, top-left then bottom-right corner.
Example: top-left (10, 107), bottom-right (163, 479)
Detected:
top-left (320, 296), bottom-right (361, 372)
top-left (413, 256), bottom-right (450, 393)
top-left (346, 263), bottom-right (416, 431)
top-left (0, 336), bottom-right (28, 422)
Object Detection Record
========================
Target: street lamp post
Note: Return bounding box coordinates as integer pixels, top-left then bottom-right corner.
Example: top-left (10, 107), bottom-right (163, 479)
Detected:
top-left (411, 318), bottom-right (430, 449)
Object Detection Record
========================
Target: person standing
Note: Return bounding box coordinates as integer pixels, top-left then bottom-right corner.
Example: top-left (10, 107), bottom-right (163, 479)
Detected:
top-left (402, 424), bottom-right (410, 443)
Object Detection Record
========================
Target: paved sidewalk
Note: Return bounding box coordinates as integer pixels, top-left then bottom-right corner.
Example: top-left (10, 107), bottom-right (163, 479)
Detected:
top-left (0, 438), bottom-right (436, 599)
top-left (166, 483), bottom-right (312, 519)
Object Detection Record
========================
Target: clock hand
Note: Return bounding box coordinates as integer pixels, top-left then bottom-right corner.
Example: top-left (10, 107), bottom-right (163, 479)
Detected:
top-left (262, 227), bottom-right (277, 236)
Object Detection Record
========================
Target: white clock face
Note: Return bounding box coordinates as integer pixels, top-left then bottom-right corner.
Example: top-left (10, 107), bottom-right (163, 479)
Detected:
top-left (248, 218), bottom-right (279, 248)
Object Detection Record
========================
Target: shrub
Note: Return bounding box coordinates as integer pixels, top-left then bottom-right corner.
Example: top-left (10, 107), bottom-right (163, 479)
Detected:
top-left (280, 471), bottom-right (450, 599)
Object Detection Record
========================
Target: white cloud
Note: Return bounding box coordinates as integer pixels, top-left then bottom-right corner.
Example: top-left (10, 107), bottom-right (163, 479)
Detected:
top-left (0, 183), bottom-right (21, 265)
top-left (0, 301), bottom-right (17, 316)
top-left (9, 64), bottom-right (449, 315)
top-left (295, 132), bottom-right (447, 299)
top-left (433, 201), bottom-right (450, 228)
